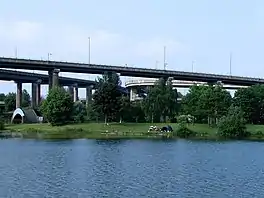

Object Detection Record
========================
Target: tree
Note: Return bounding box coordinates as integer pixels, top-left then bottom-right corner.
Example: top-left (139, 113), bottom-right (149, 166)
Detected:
top-left (72, 101), bottom-right (86, 123)
top-left (22, 89), bottom-right (31, 107)
top-left (118, 95), bottom-right (130, 123)
top-left (92, 72), bottom-right (122, 123)
top-left (143, 78), bottom-right (178, 122)
top-left (40, 86), bottom-right (74, 126)
top-left (0, 93), bottom-right (6, 102)
top-left (218, 105), bottom-right (247, 138)
top-left (181, 84), bottom-right (232, 125)
top-left (233, 85), bottom-right (264, 124)
top-left (4, 92), bottom-right (16, 111)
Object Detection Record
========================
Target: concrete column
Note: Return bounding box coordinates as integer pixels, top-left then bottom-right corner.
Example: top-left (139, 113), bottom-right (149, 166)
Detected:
top-left (52, 69), bottom-right (60, 88)
top-left (73, 84), bottom-right (78, 102)
top-left (16, 82), bottom-right (22, 109)
top-left (86, 86), bottom-right (92, 107)
top-left (36, 79), bottom-right (42, 106)
top-left (68, 86), bottom-right (74, 101)
top-left (48, 70), bottom-right (53, 90)
top-left (31, 83), bottom-right (37, 108)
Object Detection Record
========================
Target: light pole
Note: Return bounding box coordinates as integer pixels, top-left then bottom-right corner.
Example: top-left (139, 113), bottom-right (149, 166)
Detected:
top-left (192, 60), bottom-right (195, 72)
top-left (163, 46), bottom-right (166, 70)
top-left (48, 53), bottom-right (52, 61)
top-left (155, 60), bottom-right (159, 69)
top-left (229, 52), bottom-right (232, 75)
top-left (88, 37), bottom-right (91, 64)
top-left (14, 46), bottom-right (18, 58)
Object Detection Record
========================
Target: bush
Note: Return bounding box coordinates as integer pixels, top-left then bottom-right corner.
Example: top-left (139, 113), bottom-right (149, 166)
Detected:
top-left (40, 87), bottom-right (74, 126)
top-left (0, 120), bottom-right (5, 131)
top-left (72, 101), bottom-right (86, 123)
top-left (217, 105), bottom-right (247, 138)
top-left (173, 115), bottom-right (196, 138)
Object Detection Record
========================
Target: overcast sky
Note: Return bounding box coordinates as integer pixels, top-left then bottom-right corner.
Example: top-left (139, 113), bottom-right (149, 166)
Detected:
top-left (0, 0), bottom-right (263, 97)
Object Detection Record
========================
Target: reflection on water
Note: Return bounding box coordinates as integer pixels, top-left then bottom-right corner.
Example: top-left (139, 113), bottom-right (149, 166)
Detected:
top-left (0, 139), bottom-right (264, 197)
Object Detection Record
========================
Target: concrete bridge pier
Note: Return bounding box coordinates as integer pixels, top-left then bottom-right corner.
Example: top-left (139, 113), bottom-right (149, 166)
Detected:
top-left (48, 70), bottom-right (53, 90)
top-left (86, 85), bottom-right (92, 107)
top-left (73, 84), bottom-right (78, 102)
top-left (52, 69), bottom-right (60, 88)
top-left (31, 83), bottom-right (37, 108)
top-left (36, 79), bottom-right (42, 106)
top-left (31, 79), bottom-right (42, 108)
top-left (68, 86), bottom-right (74, 101)
top-left (16, 82), bottom-right (22, 109)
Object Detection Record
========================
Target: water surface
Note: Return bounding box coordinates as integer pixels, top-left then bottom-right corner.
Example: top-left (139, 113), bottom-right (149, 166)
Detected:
top-left (0, 139), bottom-right (263, 197)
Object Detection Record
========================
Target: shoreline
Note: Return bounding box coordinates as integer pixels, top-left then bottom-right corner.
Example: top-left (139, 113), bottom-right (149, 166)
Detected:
top-left (2, 122), bottom-right (264, 141)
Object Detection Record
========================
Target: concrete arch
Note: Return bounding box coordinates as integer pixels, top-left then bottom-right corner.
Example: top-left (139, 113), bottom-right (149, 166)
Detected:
top-left (11, 107), bottom-right (40, 124)
top-left (11, 108), bottom-right (25, 124)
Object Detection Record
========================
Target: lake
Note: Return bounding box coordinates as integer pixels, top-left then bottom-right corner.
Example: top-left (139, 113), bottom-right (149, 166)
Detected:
top-left (0, 139), bottom-right (263, 198)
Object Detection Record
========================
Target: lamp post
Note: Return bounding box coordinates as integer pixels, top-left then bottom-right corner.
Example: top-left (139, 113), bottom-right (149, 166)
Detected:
top-left (88, 37), bottom-right (91, 64)
top-left (48, 53), bottom-right (52, 61)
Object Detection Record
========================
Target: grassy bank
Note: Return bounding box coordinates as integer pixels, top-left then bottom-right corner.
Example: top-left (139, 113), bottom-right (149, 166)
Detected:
top-left (3, 122), bottom-right (264, 140)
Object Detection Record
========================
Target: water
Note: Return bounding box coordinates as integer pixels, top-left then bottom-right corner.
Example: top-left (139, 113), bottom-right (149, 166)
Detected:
top-left (0, 139), bottom-right (264, 198)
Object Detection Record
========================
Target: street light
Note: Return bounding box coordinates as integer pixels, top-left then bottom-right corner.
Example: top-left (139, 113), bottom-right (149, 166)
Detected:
top-left (192, 60), bottom-right (195, 72)
top-left (88, 37), bottom-right (91, 64)
top-left (48, 53), bottom-right (52, 61)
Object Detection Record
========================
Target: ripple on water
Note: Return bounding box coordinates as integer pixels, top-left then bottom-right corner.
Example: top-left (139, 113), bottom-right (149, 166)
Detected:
top-left (0, 139), bottom-right (264, 197)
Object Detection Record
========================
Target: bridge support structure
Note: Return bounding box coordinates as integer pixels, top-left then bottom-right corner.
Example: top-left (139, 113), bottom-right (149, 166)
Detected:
top-left (31, 79), bottom-right (42, 108)
top-left (16, 82), bottom-right (22, 109)
top-left (86, 85), bottom-right (92, 108)
top-left (68, 86), bottom-right (74, 101)
top-left (73, 84), bottom-right (78, 102)
top-left (48, 69), bottom-right (60, 90)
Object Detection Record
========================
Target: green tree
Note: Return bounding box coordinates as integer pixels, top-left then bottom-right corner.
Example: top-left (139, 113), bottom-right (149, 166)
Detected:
top-left (40, 86), bottom-right (73, 126)
top-left (143, 78), bottom-right (178, 122)
top-left (233, 85), bottom-right (264, 124)
top-left (4, 92), bottom-right (16, 111)
top-left (22, 89), bottom-right (31, 107)
top-left (92, 72), bottom-right (122, 123)
top-left (217, 105), bottom-right (247, 138)
top-left (118, 95), bottom-right (130, 123)
top-left (0, 93), bottom-right (6, 101)
top-left (72, 101), bottom-right (86, 123)
top-left (181, 84), bottom-right (232, 125)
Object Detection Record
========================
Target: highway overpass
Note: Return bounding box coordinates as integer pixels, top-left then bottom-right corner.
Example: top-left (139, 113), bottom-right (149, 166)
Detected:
top-left (0, 57), bottom-right (263, 86)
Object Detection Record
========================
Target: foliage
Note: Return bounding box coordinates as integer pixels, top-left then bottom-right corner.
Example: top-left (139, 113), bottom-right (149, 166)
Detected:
top-left (174, 115), bottom-right (196, 138)
top-left (181, 84), bottom-right (232, 125)
top-left (143, 77), bottom-right (178, 122)
top-left (92, 72), bottom-right (122, 123)
top-left (40, 86), bottom-right (74, 126)
top-left (217, 105), bottom-right (247, 138)
top-left (4, 92), bottom-right (16, 111)
top-left (22, 89), bottom-right (31, 107)
top-left (72, 101), bottom-right (86, 123)
top-left (118, 95), bottom-right (131, 123)
top-left (233, 85), bottom-right (264, 124)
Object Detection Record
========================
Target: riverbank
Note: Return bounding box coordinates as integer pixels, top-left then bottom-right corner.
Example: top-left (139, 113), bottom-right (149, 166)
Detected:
top-left (3, 122), bottom-right (264, 140)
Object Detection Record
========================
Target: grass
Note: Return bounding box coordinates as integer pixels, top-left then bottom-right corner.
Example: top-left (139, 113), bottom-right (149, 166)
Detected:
top-left (4, 122), bottom-right (264, 140)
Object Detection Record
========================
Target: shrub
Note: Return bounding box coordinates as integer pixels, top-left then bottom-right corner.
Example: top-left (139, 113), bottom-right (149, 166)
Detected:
top-left (40, 87), bottom-right (74, 126)
top-left (217, 105), bottom-right (247, 138)
top-left (72, 101), bottom-right (86, 123)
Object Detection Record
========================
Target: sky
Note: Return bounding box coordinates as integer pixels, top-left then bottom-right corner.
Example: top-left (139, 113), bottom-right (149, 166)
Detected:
top-left (0, 0), bottom-right (264, 98)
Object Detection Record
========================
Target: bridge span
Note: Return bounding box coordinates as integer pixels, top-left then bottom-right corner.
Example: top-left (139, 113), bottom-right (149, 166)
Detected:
top-left (0, 57), bottom-right (264, 86)
top-left (125, 78), bottom-right (247, 101)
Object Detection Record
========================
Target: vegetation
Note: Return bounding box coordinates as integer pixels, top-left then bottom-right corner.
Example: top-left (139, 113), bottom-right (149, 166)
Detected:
top-left (40, 87), bottom-right (73, 126)
top-left (3, 72), bottom-right (264, 141)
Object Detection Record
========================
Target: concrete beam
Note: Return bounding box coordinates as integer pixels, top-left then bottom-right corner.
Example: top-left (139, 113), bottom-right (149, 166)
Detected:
top-left (16, 82), bottom-right (22, 109)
